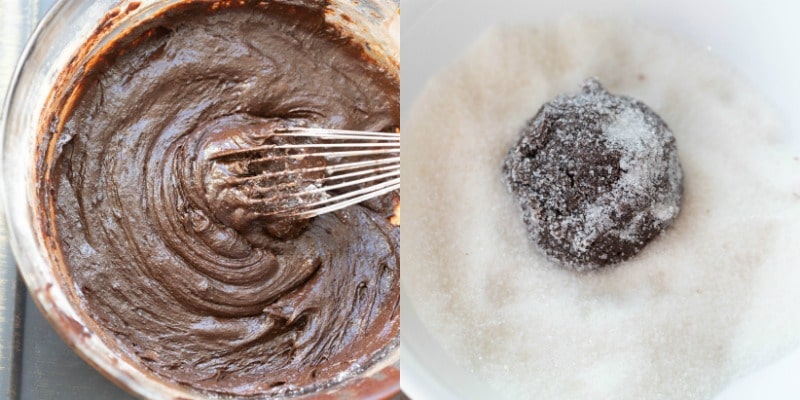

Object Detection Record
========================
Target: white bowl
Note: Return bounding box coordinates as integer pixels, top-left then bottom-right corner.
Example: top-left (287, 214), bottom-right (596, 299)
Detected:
top-left (400, 0), bottom-right (800, 399)
top-left (1, 0), bottom-right (400, 398)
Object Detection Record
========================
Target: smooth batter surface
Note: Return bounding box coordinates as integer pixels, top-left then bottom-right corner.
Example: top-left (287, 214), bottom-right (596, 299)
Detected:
top-left (39, 1), bottom-right (399, 396)
top-left (404, 18), bottom-right (800, 400)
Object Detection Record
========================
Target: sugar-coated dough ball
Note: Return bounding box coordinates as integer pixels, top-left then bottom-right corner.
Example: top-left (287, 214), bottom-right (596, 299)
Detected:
top-left (503, 79), bottom-right (683, 269)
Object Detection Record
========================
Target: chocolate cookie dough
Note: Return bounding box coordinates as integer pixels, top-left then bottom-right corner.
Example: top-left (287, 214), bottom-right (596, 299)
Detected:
top-left (37, 1), bottom-right (398, 396)
top-left (503, 79), bottom-right (682, 269)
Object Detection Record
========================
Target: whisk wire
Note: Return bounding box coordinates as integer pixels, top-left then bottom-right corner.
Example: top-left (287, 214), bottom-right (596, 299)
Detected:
top-left (275, 127), bottom-right (400, 138)
top-left (292, 182), bottom-right (400, 218)
top-left (250, 126), bottom-right (400, 218)
top-left (295, 169), bottom-right (400, 195)
top-left (285, 178), bottom-right (401, 218)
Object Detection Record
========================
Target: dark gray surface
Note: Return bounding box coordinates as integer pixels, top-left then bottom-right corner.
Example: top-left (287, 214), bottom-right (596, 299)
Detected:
top-left (18, 293), bottom-right (137, 400)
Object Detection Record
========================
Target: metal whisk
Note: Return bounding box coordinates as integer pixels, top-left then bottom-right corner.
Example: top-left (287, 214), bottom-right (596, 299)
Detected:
top-left (208, 126), bottom-right (400, 219)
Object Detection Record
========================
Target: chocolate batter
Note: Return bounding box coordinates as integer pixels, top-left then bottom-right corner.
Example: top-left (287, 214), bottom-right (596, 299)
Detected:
top-left (503, 79), bottom-right (682, 269)
top-left (38, 1), bottom-right (398, 396)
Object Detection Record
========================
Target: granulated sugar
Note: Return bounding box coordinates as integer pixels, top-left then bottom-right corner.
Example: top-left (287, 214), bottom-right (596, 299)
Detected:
top-left (403, 17), bottom-right (800, 400)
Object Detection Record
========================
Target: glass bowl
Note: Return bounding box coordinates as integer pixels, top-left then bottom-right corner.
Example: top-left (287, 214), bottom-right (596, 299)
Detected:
top-left (1, 0), bottom-right (399, 398)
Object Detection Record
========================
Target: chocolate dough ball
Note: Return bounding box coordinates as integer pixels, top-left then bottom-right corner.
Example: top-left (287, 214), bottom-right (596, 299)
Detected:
top-left (503, 79), bottom-right (683, 270)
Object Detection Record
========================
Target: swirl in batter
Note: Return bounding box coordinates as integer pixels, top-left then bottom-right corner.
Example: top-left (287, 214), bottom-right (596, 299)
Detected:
top-left (38, 1), bottom-right (399, 396)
